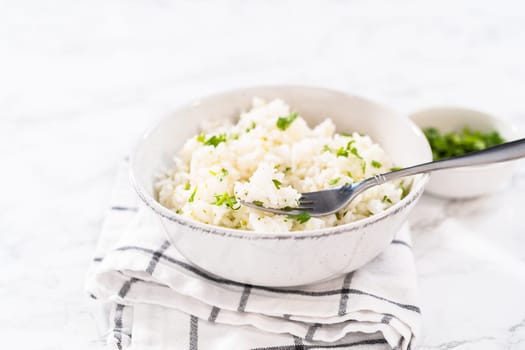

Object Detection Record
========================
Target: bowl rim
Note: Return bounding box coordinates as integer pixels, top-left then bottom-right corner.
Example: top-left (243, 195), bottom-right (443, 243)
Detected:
top-left (129, 85), bottom-right (431, 240)
top-left (409, 105), bottom-right (522, 172)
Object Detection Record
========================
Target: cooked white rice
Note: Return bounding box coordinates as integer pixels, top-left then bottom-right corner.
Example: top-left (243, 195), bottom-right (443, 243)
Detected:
top-left (155, 98), bottom-right (410, 233)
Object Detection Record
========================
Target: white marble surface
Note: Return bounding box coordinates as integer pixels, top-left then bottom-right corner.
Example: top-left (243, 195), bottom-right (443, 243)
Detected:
top-left (2, 0), bottom-right (525, 348)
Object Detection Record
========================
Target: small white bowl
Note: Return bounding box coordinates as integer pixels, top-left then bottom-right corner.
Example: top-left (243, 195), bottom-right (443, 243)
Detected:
top-left (409, 107), bottom-right (520, 199)
top-left (130, 86), bottom-right (432, 286)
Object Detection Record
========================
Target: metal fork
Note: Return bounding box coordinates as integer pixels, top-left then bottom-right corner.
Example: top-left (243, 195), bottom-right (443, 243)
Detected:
top-left (241, 138), bottom-right (525, 217)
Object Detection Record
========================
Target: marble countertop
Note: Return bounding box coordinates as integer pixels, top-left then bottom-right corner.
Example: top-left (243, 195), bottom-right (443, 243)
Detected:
top-left (2, 0), bottom-right (525, 348)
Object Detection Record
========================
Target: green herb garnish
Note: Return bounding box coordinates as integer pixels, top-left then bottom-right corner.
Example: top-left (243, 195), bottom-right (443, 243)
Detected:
top-left (390, 167), bottom-right (402, 172)
top-left (329, 177), bottom-right (341, 185)
top-left (201, 133), bottom-right (227, 147)
top-left (253, 200), bottom-right (264, 207)
top-left (212, 192), bottom-right (240, 210)
top-left (346, 171), bottom-right (353, 179)
top-left (350, 147), bottom-right (362, 159)
top-left (209, 170), bottom-right (217, 176)
top-left (423, 127), bottom-right (505, 161)
top-left (276, 112), bottom-right (298, 131)
top-left (400, 181), bottom-right (409, 199)
top-left (272, 179), bottom-right (282, 189)
top-left (341, 132), bottom-right (352, 137)
top-left (196, 133), bottom-right (206, 143)
top-left (188, 187), bottom-right (197, 202)
top-left (323, 145), bottom-right (331, 152)
top-left (371, 160), bottom-right (382, 169)
top-left (288, 212), bottom-right (311, 224)
top-left (246, 121), bottom-right (256, 132)
top-left (336, 147), bottom-right (349, 157)
top-left (382, 195), bottom-right (393, 204)
top-left (184, 182), bottom-right (191, 190)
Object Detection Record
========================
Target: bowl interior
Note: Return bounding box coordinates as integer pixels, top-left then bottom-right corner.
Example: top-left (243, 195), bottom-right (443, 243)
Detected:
top-left (410, 106), bottom-right (521, 172)
top-left (131, 86), bottom-right (432, 235)
top-left (409, 107), bottom-right (519, 141)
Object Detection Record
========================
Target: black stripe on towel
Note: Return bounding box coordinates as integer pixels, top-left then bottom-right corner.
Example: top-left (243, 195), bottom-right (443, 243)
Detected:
top-left (238, 285), bottom-right (252, 312)
top-left (381, 314), bottom-right (393, 324)
top-left (111, 206), bottom-right (139, 212)
top-left (208, 306), bottom-right (220, 323)
top-left (118, 277), bottom-right (139, 298)
top-left (146, 240), bottom-right (171, 274)
top-left (305, 323), bottom-right (322, 342)
top-left (337, 272), bottom-right (354, 316)
top-left (250, 338), bottom-right (388, 350)
top-left (114, 304), bottom-right (125, 350)
top-left (393, 337), bottom-right (403, 350)
top-left (189, 315), bottom-right (198, 350)
top-left (293, 335), bottom-right (304, 349)
top-left (391, 239), bottom-right (411, 248)
top-left (115, 246), bottom-right (420, 313)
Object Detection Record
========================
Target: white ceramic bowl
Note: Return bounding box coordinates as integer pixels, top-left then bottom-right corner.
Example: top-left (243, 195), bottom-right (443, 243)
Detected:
top-left (130, 86), bottom-right (431, 287)
top-left (409, 107), bottom-right (520, 199)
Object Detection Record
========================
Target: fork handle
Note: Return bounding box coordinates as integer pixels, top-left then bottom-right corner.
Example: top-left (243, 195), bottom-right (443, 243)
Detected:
top-left (374, 137), bottom-right (525, 184)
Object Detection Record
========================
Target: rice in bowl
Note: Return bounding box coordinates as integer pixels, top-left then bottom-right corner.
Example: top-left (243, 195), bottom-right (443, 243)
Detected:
top-left (155, 98), bottom-right (410, 233)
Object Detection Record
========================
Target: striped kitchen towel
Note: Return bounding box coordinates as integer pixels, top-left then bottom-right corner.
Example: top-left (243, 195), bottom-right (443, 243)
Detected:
top-left (85, 162), bottom-right (420, 350)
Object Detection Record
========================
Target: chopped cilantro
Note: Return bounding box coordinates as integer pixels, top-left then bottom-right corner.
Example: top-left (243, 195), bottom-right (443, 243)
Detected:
top-left (221, 168), bottom-right (228, 176)
top-left (184, 182), bottom-right (191, 190)
top-left (382, 195), bottom-right (393, 204)
top-left (188, 187), bottom-right (197, 202)
top-left (423, 127), bottom-right (505, 160)
top-left (202, 133), bottom-right (227, 147)
top-left (329, 177), bottom-right (341, 185)
top-left (341, 132), bottom-right (352, 137)
top-left (346, 140), bottom-right (355, 149)
top-left (371, 160), bottom-right (382, 168)
top-left (400, 181), bottom-right (409, 199)
top-left (336, 147), bottom-right (349, 157)
top-left (212, 192), bottom-right (240, 210)
top-left (361, 161), bottom-right (366, 174)
top-left (288, 212), bottom-right (311, 224)
top-left (323, 145), bottom-right (331, 152)
top-left (284, 166), bottom-right (291, 172)
top-left (272, 179), bottom-right (282, 189)
top-left (276, 112), bottom-right (298, 131)
top-left (209, 170), bottom-right (217, 176)
top-left (346, 171), bottom-right (353, 178)
top-left (350, 147), bottom-right (362, 159)
top-left (246, 121), bottom-right (256, 132)
top-left (196, 133), bottom-right (206, 143)
top-left (253, 200), bottom-right (264, 207)
top-left (390, 167), bottom-right (402, 171)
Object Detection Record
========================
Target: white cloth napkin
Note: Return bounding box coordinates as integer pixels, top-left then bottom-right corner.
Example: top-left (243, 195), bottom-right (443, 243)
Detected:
top-left (86, 161), bottom-right (420, 350)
